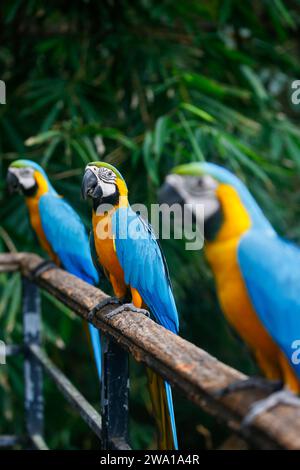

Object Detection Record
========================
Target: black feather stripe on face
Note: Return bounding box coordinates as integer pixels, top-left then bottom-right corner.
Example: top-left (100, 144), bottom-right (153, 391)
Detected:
top-left (93, 185), bottom-right (120, 211)
top-left (23, 183), bottom-right (38, 197)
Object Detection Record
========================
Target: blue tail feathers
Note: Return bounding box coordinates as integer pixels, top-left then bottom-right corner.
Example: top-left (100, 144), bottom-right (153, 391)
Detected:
top-left (164, 381), bottom-right (178, 450)
top-left (88, 323), bottom-right (102, 380)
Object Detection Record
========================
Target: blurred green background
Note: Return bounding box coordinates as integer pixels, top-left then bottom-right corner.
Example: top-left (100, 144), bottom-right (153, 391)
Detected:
top-left (1, 0), bottom-right (300, 450)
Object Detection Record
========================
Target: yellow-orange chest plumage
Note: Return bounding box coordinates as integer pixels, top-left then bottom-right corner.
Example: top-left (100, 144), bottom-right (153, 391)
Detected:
top-left (92, 209), bottom-right (127, 299)
top-left (25, 172), bottom-right (59, 264)
top-left (205, 184), bottom-right (300, 388)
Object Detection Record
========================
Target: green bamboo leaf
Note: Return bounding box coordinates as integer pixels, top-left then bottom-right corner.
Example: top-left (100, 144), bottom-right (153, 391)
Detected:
top-left (109, 132), bottom-right (137, 151)
top-left (78, 96), bottom-right (99, 122)
top-left (198, 94), bottom-right (260, 132)
top-left (143, 131), bottom-right (159, 185)
top-left (40, 100), bottom-right (64, 132)
top-left (82, 136), bottom-right (99, 161)
top-left (154, 116), bottom-right (170, 159)
top-left (41, 137), bottom-right (61, 167)
top-left (219, 0), bottom-right (232, 23)
top-left (240, 65), bottom-right (269, 102)
top-left (42, 290), bottom-right (78, 321)
top-left (22, 91), bottom-right (61, 115)
top-left (4, 0), bottom-right (22, 23)
top-left (224, 134), bottom-right (264, 163)
top-left (37, 38), bottom-right (64, 53)
top-left (181, 103), bottom-right (215, 123)
top-left (278, 121), bottom-right (300, 139)
top-left (218, 133), bottom-right (270, 183)
top-left (183, 72), bottom-right (250, 100)
top-left (178, 112), bottom-right (205, 161)
top-left (25, 130), bottom-right (62, 146)
top-left (270, 131), bottom-right (283, 161)
top-left (1, 117), bottom-right (25, 152)
top-left (284, 135), bottom-right (300, 169)
top-left (0, 273), bottom-right (18, 319)
top-left (43, 323), bottom-right (66, 349)
top-left (70, 139), bottom-right (91, 164)
top-left (273, 0), bottom-right (296, 28)
top-left (114, 134), bottom-right (138, 151)
top-left (6, 275), bottom-right (21, 334)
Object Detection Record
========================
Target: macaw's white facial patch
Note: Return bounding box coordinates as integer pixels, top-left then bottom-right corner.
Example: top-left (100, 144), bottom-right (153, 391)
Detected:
top-left (99, 180), bottom-right (116, 197)
top-left (10, 167), bottom-right (36, 190)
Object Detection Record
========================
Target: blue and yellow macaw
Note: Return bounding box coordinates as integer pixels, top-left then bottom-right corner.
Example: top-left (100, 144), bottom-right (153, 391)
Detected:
top-left (6, 159), bottom-right (102, 379)
top-left (81, 161), bottom-right (178, 450)
top-left (160, 162), bottom-right (300, 420)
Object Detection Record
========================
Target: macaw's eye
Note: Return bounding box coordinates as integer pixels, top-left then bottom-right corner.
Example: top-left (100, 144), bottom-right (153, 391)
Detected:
top-left (21, 169), bottom-right (31, 177)
top-left (107, 171), bottom-right (113, 177)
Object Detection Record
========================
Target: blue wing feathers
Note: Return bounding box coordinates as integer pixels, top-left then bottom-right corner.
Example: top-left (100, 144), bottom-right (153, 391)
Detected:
top-left (112, 206), bottom-right (179, 334)
top-left (39, 193), bottom-right (101, 378)
top-left (39, 194), bottom-right (99, 285)
top-left (238, 229), bottom-right (300, 378)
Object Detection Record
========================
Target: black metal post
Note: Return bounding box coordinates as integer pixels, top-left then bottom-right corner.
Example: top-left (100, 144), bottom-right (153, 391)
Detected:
top-left (22, 277), bottom-right (45, 448)
top-left (101, 334), bottom-right (130, 450)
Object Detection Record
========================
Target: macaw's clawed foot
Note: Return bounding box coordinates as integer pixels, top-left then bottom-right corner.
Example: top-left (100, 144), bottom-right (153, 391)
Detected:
top-left (105, 303), bottom-right (150, 320)
top-left (242, 390), bottom-right (300, 428)
top-left (30, 260), bottom-right (57, 279)
top-left (87, 296), bottom-right (121, 322)
top-left (213, 377), bottom-right (283, 399)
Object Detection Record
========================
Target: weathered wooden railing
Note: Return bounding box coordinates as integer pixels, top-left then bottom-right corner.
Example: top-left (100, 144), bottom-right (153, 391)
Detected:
top-left (1, 252), bottom-right (300, 450)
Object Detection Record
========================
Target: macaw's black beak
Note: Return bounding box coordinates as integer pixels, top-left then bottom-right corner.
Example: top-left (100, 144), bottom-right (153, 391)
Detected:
top-left (159, 174), bottom-right (222, 240)
top-left (81, 169), bottom-right (103, 201)
top-left (6, 169), bottom-right (20, 194)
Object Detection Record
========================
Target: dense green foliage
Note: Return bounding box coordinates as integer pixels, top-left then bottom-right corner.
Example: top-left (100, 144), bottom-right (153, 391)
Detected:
top-left (1, 0), bottom-right (300, 449)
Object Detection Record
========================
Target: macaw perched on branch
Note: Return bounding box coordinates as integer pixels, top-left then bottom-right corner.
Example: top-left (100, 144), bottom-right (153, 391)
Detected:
top-left (159, 162), bottom-right (300, 423)
top-left (81, 161), bottom-right (178, 450)
top-left (6, 159), bottom-right (102, 379)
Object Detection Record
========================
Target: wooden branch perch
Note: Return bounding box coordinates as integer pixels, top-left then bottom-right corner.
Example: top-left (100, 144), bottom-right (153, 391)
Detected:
top-left (1, 252), bottom-right (300, 450)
